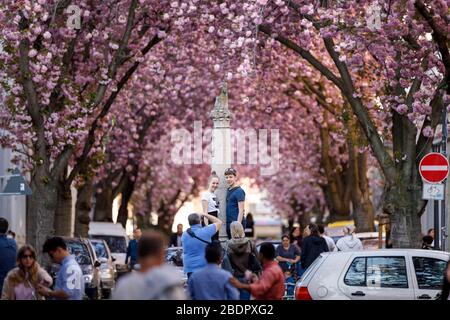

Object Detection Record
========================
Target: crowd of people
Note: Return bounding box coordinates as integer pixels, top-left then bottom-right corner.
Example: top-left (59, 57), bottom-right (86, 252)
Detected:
top-left (1, 167), bottom-right (450, 300)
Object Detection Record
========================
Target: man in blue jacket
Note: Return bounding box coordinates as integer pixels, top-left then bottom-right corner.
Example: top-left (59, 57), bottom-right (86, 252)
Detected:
top-left (126, 228), bottom-right (141, 271)
top-left (0, 217), bottom-right (17, 293)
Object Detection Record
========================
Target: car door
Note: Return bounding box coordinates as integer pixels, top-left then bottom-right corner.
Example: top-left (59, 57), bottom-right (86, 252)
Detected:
top-left (410, 255), bottom-right (447, 300)
top-left (338, 255), bottom-right (415, 300)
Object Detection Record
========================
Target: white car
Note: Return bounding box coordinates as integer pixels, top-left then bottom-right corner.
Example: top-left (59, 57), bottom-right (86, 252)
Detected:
top-left (295, 249), bottom-right (449, 300)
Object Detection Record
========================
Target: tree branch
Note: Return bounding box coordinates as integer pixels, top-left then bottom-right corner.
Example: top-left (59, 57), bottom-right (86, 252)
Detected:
top-left (259, 24), bottom-right (344, 90)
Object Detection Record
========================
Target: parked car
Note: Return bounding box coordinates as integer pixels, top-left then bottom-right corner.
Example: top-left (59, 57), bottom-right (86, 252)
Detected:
top-left (165, 247), bottom-right (187, 287)
top-left (88, 222), bottom-right (129, 276)
top-left (132, 247), bottom-right (187, 287)
top-left (48, 237), bottom-right (102, 300)
top-left (256, 240), bottom-right (281, 252)
top-left (295, 249), bottom-right (450, 300)
top-left (88, 238), bottom-right (117, 298)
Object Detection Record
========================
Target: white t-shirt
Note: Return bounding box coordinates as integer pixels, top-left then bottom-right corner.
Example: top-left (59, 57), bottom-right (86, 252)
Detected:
top-left (201, 191), bottom-right (220, 213)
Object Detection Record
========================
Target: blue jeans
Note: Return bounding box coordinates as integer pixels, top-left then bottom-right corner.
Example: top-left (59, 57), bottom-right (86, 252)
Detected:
top-left (237, 276), bottom-right (251, 300)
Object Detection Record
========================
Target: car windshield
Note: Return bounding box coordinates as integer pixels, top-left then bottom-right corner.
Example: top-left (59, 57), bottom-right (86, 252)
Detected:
top-left (91, 235), bottom-right (126, 253)
top-left (66, 241), bottom-right (92, 265)
top-left (91, 241), bottom-right (108, 259)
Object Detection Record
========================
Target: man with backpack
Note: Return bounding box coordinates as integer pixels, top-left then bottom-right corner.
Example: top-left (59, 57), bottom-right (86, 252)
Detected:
top-left (182, 212), bottom-right (222, 279)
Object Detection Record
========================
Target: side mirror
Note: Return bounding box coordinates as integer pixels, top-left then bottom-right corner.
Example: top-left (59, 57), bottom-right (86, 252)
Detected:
top-left (112, 257), bottom-right (116, 262)
top-left (94, 260), bottom-right (102, 268)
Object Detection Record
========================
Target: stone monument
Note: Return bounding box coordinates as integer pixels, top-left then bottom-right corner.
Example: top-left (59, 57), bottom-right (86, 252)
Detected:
top-left (210, 84), bottom-right (233, 242)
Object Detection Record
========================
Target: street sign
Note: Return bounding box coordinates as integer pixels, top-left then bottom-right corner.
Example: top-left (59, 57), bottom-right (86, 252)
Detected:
top-left (419, 152), bottom-right (449, 184)
top-left (0, 168), bottom-right (32, 196)
top-left (422, 183), bottom-right (445, 200)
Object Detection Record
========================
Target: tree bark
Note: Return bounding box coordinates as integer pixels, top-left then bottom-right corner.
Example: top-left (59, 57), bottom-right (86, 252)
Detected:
top-left (74, 180), bottom-right (94, 237)
top-left (319, 125), bottom-right (352, 218)
top-left (117, 172), bottom-right (136, 228)
top-left (93, 182), bottom-right (114, 222)
top-left (26, 168), bottom-right (58, 265)
top-left (383, 184), bottom-right (422, 248)
top-left (298, 211), bottom-right (311, 229)
top-left (157, 210), bottom-right (175, 237)
top-left (53, 174), bottom-right (73, 237)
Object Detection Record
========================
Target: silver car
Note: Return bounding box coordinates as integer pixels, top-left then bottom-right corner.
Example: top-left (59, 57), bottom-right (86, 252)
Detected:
top-left (89, 238), bottom-right (117, 298)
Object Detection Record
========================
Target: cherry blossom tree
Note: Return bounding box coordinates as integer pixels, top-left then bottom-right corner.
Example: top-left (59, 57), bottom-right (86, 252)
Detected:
top-left (215, 0), bottom-right (448, 247)
top-left (0, 0), bottom-right (179, 254)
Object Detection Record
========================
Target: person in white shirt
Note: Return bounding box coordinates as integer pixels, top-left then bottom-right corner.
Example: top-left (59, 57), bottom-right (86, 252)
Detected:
top-left (318, 225), bottom-right (337, 252)
top-left (201, 172), bottom-right (220, 241)
top-left (336, 226), bottom-right (363, 251)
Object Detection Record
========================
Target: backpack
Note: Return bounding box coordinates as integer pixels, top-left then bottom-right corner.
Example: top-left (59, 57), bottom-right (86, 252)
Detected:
top-left (226, 241), bottom-right (262, 276)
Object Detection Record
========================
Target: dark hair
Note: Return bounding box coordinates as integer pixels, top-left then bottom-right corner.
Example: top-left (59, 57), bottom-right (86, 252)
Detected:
top-left (43, 237), bottom-right (67, 253)
top-left (289, 227), bottom-right (302, 244)
top-left (246, 213), bottom-right (254, 224)
top-left (428, 228), bottom-right (434, 235)
top-left (318, 225), bottom-right (325, 234)
top-left (205, 242), bottom-right (223, 263)
top-left (308, 223), bottom-right (320, 236)
top-left (138, 232), bottom-right (165, 259)
top-left (281, 234), bottom-right (290, 241)
top-left (224, 168), bottom-right (237, 176)
top-left (0, 217), bottom-right (9, 234)
top-left (188, 213), bottom-right (201, 226)
top-left (422, 235), bottom-right (433, 245)
top-left (259, 242), bottom-right (276, 260)
top-left (441, 260), bottom-right (450, 300)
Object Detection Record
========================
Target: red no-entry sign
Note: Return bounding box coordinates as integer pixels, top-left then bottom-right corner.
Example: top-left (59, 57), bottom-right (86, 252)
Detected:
top-left (419, 153), bottom-right (449, 184)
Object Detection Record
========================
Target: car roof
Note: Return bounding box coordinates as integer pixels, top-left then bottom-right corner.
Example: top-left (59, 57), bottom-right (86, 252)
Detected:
top-left (89, 238), bottom-right (103, 243)
top-left (322, 249), bottom-right (450, 256)
top-left (61, 236), bottom-right (89, 243)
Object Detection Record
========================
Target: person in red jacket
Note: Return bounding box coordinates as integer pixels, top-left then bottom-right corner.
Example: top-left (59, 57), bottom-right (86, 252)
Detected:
top-left (230, 242), bottom-right (285, 300)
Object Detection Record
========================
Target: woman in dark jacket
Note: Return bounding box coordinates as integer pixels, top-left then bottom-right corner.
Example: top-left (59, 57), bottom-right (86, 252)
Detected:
top-left (300, 224), bottom-right (328, 270)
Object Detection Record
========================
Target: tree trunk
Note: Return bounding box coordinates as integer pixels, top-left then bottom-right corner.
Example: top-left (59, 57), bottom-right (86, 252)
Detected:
top-left (354, 152), bottom-right (375, 232)
top-left (320, 124), bottom-right (352, 218)
top-left (117, 177), bottom-right (135, 228)
top-left (74, 181), bottom-right (94, 237)
top-left (26, 168), bottom-right (58, 265)
top-left (54, 180), bottom-right (73, 237)
top-left (383, 182), bottom-right (423, 248)
top-left (298, 211), bottom-right (310, 229)
top-left (157, 210), bottom-right (175, 237)
top-left (93, 182), bottom-right (114, 222)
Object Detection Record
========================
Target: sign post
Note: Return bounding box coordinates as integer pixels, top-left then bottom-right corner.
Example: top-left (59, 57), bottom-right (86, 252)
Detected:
top-left (419, 152), bottom-right (449, 250)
